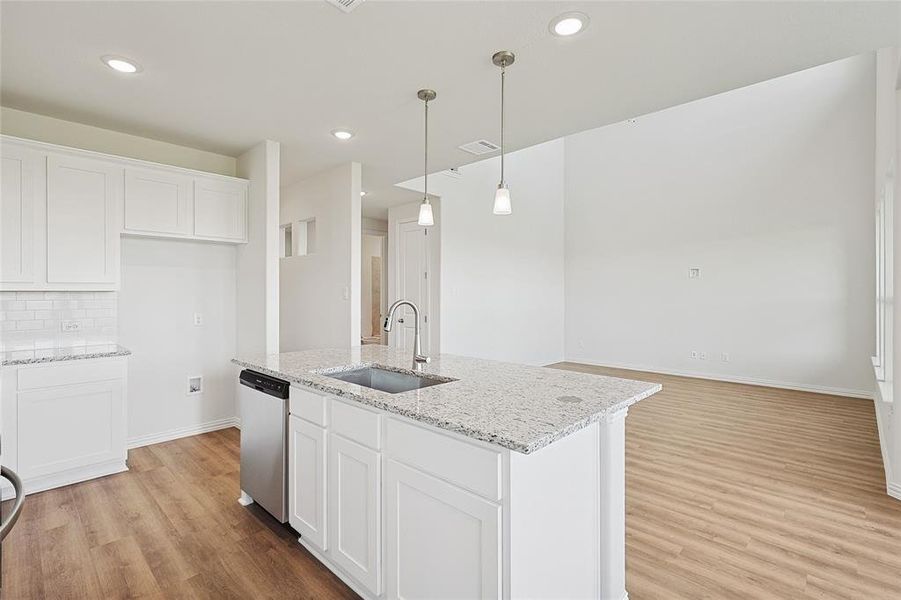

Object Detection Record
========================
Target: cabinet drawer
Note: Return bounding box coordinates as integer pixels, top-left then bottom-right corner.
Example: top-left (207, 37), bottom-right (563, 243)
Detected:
top-left (289, 386), bottom-right (328, 426)
top-left (17, 357), bottom-right (126, 391)
top-left (331, 398), bottom-right (381, 450)
top-left (385, 418), bottom-right (502, 501)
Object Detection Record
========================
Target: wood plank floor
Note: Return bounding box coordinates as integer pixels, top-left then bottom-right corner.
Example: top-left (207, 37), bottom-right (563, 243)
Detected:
top-left (550, 363), bottom-right (901, 600)
top-left (3, 365), bottom-right (900, 599)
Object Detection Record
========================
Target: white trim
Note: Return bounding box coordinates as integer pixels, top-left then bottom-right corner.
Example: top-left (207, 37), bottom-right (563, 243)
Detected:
top-left (296, 535), bottom-right (378, 600)
top-left (1, 134), bottom-right (246, 183)
top-left (1, 458), bottom-right (127, 501)
top-left (127, 416), bottom-right (239, 449)
top-left (873, 393), bottom-right (893, 485)
top-left (563, 357), bottom-right (874, 400)
top-left (889, 481), bottom-right (901, 501)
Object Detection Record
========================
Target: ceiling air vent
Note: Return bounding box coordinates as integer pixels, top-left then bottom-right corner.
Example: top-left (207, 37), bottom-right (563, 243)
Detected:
top-left (325, 0), bottom-right (366, 13)
top-left (458, 139), bottom-right (500, 156)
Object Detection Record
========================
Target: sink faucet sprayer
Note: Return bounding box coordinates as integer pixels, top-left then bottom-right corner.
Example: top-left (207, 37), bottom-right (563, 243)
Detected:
top-left (383, 300), bottom-right (430, 365)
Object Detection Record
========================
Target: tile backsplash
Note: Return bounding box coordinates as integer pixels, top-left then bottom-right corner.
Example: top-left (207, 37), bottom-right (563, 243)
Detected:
top-left (0, 291), bottom-right (118, 351)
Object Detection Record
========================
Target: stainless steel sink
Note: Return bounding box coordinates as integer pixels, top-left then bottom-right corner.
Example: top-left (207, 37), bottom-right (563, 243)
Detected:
top-left (322, 366), bottom-right (453, 394)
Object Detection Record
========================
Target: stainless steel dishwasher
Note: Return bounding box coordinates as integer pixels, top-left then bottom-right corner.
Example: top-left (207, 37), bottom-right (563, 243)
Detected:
top-left (238, 369), bottom-right (290, 523)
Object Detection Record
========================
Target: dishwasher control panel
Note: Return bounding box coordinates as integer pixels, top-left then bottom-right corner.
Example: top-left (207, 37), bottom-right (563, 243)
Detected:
top-left (239, 370), bottom-right (289, 399)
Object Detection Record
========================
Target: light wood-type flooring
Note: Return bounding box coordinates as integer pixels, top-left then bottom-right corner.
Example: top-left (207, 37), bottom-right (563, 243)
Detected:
top-left (3, 364), bottom-right (899, 599)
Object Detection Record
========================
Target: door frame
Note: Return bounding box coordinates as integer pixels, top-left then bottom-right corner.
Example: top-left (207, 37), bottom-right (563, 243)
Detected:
top-left (362, 220), bottom-right (389, 344)
top-left (387, 199), bottom-right (440, 355)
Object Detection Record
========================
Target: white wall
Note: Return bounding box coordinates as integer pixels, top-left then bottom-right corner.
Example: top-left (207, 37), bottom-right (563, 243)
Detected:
top-left (564, 54), bottom-right (876, 396)
top-left (399, 139), bottom-right (566, 366)
top-left (280, 162), bottom-right (361, 351)
top-left (236, 140), bottom-right (280, 356)
top-left (0, 107), bottom-right (236, 175)
top-left (119, 237), bottom-right (237, 446)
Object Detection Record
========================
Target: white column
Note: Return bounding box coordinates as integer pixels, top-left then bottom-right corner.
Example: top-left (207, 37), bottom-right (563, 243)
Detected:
top-left (598, 406), bottom-right (628, 600)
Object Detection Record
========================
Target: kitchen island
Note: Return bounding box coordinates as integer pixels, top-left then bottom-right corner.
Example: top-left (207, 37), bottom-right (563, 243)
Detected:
top-left (234, 346), bottom-right (661, 600)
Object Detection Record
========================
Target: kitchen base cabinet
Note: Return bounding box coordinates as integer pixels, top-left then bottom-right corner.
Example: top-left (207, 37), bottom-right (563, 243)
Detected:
top-left (288, 414), bottom-right (327, 551)
top-left (0, 357), bottom-right (128, 500)
top-left (329, 434), bottom-right (381, 596)
top-left (385, 459), bottom-right (501, 600)
top-left (282, 385), bottom-right (627, 600)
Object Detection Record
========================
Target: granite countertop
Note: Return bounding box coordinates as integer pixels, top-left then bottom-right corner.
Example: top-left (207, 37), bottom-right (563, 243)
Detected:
top-left (0, 343), bottom-right (131, 367)
top-left (233, 346), bottom-right (661, 454)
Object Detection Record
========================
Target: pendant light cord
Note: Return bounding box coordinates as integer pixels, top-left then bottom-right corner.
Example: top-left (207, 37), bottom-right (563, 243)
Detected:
top-left (500, 63), bottom-right (505, 186)
top-left (424, 98), bottom-right (429, 203)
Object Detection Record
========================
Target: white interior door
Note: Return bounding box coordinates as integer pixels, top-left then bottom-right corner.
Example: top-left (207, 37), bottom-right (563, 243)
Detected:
top-left (394, 220), bottom-right (430, 354)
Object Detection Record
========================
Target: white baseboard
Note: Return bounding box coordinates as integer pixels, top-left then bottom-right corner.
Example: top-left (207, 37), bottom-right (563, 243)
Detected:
top-left (562, 357), bottom-right (873, 400)
top-left (889, 482), bottom-right (901, 501)
top-left (127, 416), bottom-right (240, 449)
top-left (1, 459), bottom-right (127, 501)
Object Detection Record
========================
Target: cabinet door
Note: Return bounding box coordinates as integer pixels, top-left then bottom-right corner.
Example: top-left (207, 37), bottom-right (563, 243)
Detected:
top-left (329, 434), bottom-right (381, 596)
top-left (17, 379), bottom-right (125, 479)
top-left (385, 459), bottom-right (501, 600)
top-left (193, 176), bottom-right (246, 241)
top-left (124, 167), bottom-right (193, 235)
top-left (1, 144), bottom-right (37, 284)
top-left (46, 153), bottom-right (121, 284)
top-left (289, 415), bottom-right (327, 550)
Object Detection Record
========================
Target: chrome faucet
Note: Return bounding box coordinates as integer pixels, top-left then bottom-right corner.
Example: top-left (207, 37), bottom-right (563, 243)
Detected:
top-left (383, 299), bottom-right (430, 364)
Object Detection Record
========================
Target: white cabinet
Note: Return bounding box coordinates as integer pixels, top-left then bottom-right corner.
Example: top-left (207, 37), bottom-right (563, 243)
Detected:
top-left (1, 144), bottom-right (38, 284)
top-left (288, 414), bottom-right (328, 551)
top-left (194, 176), bottom-right (247, 241)
top-left (1, 357), bottom-right (128, 498)
top-left (123, 167), bottom-right (193, 236)
top-left (385, 459), bottom-right (501, 600)
top-left (46, 153), bottom-right (121, 285)
top-left (328, 434), bottom-right (381, 596)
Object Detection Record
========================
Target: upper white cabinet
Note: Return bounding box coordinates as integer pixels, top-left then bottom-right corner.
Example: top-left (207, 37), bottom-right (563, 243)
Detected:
top-left (193, 176), bottom-right (247, 242)
top-left (46, 153), bottom-right (121, 285)
top-left (122, 169), bottom-right (247, 243)
top-left (123, 167), bottom-right (193, 236)
top-left (0, 135), bottom-right (249, 290)
top-left (1, 144), bottom-right (38, 284)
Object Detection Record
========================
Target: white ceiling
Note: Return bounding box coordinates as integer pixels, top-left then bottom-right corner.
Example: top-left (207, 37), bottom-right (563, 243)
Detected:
top-left (2, 1), bottom-right (898, 218)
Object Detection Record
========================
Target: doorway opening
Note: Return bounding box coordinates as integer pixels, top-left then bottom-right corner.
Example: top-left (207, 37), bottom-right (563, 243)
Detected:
top-left (362, 228), bottom-right (388, 345)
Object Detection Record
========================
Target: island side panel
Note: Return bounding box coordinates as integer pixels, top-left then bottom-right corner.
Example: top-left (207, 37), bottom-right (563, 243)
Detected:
top-left (598, 407), bottom-right (628, 600)
top-left (507, 421), bottom-right (601, 599)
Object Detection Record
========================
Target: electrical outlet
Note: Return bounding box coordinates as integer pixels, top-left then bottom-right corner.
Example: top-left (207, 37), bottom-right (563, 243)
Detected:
top-left (60, 320), bottom-right (82, 332)
top-left (699, 351), bottom-right (708, 360)
top-left (721, 353), bottom-right (730, 362)
top-left (193, 313), bottom-right (203, 326)
top-left (688, 267), bottom-right (700, 279)
top-left (690, 350), bottom-right (699, 359)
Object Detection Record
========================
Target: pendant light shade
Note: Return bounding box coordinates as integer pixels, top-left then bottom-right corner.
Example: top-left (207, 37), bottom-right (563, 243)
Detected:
top-left (417, 89), bottom-right (437, 227)
top-left (493, 186), bottom-right (512, 215)
top-left (492, 50), bottom-right (515, 216)
top-left (418, 201), bottom-right (435, 226)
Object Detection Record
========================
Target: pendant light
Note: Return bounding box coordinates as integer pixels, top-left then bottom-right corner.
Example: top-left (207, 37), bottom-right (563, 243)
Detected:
top-left (417, 89), bottom-right (437, 227)
top-left (492, 50), bottom-right (515, 215)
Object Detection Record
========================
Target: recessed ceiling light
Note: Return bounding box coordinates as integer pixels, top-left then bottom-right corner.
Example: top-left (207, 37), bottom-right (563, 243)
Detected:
top-left (332, 129), bottom-right (354, 141)
top-left (549, 12), bottom-right (589, 37)
top-left (101, 55), bottom-right (141, 73)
